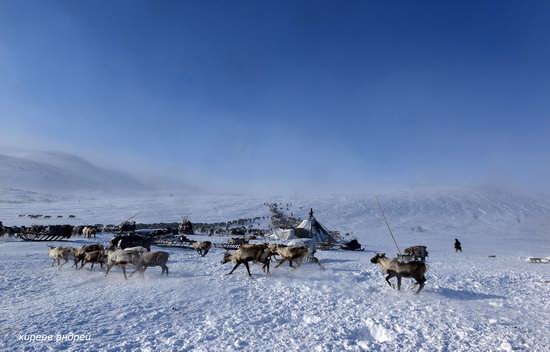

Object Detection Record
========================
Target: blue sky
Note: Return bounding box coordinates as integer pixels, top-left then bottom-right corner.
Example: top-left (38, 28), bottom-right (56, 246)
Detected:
top-left (1, 0), bottom-right (549, 193)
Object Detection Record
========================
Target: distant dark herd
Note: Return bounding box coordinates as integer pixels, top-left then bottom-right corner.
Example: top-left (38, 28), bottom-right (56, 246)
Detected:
top-left (18, 214), bottom-right (76, 219)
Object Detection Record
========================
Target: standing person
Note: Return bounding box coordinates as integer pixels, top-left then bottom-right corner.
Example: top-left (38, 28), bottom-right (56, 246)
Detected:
top-left (454, 238), bottom-right (462, 252)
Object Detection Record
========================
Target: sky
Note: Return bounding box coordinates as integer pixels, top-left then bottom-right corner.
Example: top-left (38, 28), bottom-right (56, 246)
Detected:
top-left (1, 0), bottom-right (549, 194)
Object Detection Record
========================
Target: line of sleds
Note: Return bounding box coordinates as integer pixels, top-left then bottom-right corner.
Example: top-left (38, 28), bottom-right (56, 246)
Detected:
top-left (16, 225), bottom-right (73, 242)
top-left (153, 236), bottom-right (247, 251)
top-left (5, 225), bottom-right (366, 256)
top-left (11, 224), bottom-right (99, 241)
top-left (150, 218), bottom-right (244, 250)
top-left (103, 221), bottom-right (243, 251)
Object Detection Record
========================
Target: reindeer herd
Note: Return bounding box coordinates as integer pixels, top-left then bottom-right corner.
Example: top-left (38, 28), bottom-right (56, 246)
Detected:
top-left (46, 239), bottom-right (430, 294)
top-left (48, 243), bottom-right (170, 279)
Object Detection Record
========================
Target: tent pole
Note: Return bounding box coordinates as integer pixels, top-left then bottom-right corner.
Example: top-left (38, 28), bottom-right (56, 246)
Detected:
top-left (375, 196), bottom-right (401, 255)
top-left (311, 220), bottom-right (313, 241)
top-left (309, 208), bottom-right (313, 240)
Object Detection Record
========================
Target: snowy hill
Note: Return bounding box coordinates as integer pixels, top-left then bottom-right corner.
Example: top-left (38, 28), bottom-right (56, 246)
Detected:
top-left (302, 186), bottom-right (550, 233)
top-left (0, 149), bottom-right (148, 193)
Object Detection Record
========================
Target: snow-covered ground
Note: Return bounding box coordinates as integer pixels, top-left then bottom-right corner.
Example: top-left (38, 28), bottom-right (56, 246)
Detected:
top-left (1, 187), bottom-right (549, 351)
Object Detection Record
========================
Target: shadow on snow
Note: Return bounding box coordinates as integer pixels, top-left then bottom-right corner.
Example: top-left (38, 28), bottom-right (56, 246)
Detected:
top-left (434, 287), bottom-right (505, 301)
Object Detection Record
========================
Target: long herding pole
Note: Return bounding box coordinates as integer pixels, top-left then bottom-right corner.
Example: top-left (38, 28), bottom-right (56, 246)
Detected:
top-left (122, 213), bottom-right (140, 224)
top-left (376, 196), bottom-right (401, 255)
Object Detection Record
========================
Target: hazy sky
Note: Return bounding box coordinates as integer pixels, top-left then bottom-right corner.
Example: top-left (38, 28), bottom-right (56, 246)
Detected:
top-left (1, 0), bottom-right (549, 193)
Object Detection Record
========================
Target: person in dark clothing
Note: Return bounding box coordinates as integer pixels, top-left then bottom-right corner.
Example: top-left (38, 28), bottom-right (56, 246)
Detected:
top-left (454, 238), bottom-right (462, 252)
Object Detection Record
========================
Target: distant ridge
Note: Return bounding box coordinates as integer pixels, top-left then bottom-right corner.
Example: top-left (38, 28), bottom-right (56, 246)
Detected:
top-left (0, 147), bottom-right (198, 195)
top-left (316, 186), bottom-right (550, 221)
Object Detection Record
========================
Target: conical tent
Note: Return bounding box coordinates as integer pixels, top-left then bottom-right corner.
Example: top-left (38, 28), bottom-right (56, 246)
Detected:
top-left (270, 209), bottom-right (335, 243)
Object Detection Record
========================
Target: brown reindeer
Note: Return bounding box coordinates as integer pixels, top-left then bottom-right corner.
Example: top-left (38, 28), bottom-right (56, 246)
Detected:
top-left (222, 244), bottom-right (272, 276)
top-left (74, 244), bottom-right (105, 269)
top-left (191, 241), bottom-right (212, 257)
top-left (370, 253), bottom-right (428, 294)
top-left (139, 251), bottom-right (170, 276)
top-left (268, 244), bottom-right (311, 269)
top-left (79, 250), bottom-right (107, 271)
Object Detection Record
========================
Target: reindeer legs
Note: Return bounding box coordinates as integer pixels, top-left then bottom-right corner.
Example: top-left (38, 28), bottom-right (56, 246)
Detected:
top-left (309, 256), bottom-right (326, 270)
top-left (105, 264), bottom-right (113, 276)
top-left (385, 272), bottom-right (396, 288)
top-left (227, 262), bottom-right (241, 275)
top-left (275, 258), bottom-right (287, 268)
top-left (415, 276), bottom-right (426, 294)
top-left (262, 260), bottom-right (270, 275)
top-left (243, 261), bottom-right (252, 276)
top-left (58, 259), bottom-right (68, 270)
top-left (227, 261), bottom-right (252, 276)
top-left (288, 259), bottom-right (297, 269)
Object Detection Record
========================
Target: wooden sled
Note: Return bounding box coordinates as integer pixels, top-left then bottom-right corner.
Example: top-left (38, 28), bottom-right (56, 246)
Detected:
top-left (153, 237), bottom-right (240, 251)
top-left (18, 233), bottom-right (72, 241)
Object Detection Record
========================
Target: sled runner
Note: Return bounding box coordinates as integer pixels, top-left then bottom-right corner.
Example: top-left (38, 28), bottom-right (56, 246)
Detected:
top-left (153, 235), bottom-right (241, 250)
top-left (18, 225), bottom-right (73, 241)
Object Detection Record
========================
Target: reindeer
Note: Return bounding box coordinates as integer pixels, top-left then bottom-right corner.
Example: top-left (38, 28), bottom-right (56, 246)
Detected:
top-left (370, 253), bottom-right (428, 294)
top-left (137, 251), bottom-right (170, 276)
top-left (191, 241), bottom-right (212, 257)
top-left (82, 226), bottom-right (97, 239)
top-left (222, 244), bottom-right (272, 276)
top-left (48, 246), bottom-right (76, 269)
top-left (79, 250), bottom-right (107, 271)
top-left (109, 234), bottom-right (152, 252)
top-left (73, 244), bottom-right (104, 269)
top-left (105, 247), bottom-right (146, 279)
top-left (268, 244), bottom-right (313, 269)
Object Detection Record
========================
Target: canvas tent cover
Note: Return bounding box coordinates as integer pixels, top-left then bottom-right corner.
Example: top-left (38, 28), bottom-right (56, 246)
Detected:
top-left (271, 213), bottom-right (334, 243)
